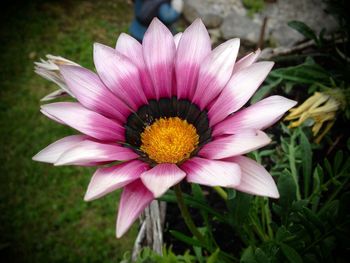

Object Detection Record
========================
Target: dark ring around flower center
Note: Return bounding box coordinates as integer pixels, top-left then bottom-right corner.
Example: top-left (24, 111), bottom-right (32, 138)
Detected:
top-left (125, 97), bottom-right (212, 154)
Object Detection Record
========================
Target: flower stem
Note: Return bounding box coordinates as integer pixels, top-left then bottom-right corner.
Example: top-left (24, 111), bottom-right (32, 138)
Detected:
top-left (174, 183), bottom-right (206, 244)
top-left (213, 186), bottom-right (228, 201)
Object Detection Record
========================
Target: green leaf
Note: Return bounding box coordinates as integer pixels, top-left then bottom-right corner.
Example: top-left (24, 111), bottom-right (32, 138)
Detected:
top-left (288, 20), bottom-right (319, 44)
top-left (241, 246), bottom-right (258, 263)
top-left (280, 243), bottom-right (303, 263)
top-left (333, 150), bottom-right (344, 175)
top-left (169, 230), bottom-right (204, 248)
top-left (206, 248), bottom-right (220, 263)
top-left (300, 129), bottom-right (312, 197)
top-left (269, 61), bottom-right (330, 85)
top-left (160, 191), bottom-right (227, 223)
top-left (250, 77), bottom-right (282, 103)
top-left (227, 192), bottom-right (252, 226)
top-left (277, 171), bottom-right (297, 222)
top-left (255, 248), bottom-right (270, 263)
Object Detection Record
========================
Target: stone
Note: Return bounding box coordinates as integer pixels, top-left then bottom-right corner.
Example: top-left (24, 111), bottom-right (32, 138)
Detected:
top-left (184, 0), bottom-right (338, 47)
top-left (183, 0), bottom-right (246, 28)
top-left (221, 10), bottom-right (261, 43)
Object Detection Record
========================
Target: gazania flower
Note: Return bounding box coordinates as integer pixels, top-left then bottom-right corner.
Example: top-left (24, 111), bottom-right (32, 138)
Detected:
top-left (33, 18), bottom-right (296, 238)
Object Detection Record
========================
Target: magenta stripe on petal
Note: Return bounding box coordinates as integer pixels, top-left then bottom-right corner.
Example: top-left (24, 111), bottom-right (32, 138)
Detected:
top-left (94, 43), bottom-right (148, 110)
top-left (213, 96), bottom-right (297, 136)
top-left (115, 33), bottom-right (155, 99)
top-left (141, 163), bottom-right (186, 198)
top-left (232, 49), bottom-right (261, 74)
top-left (192, 38), bottom-right (240, 109)
top-left (55, 140), bottom-right (138, 166)
top-left (60, 65), bottom-right (131, 122)
top-left (226, 156), bottom-right (279, 198)
top-left (84, 160), bottom-right (149, 201)
top-left (41, 102), bottom-right (125, 142)
top-left (175, 19), bottom-right (211, 100)
top-left (143, 18), bottom-right (176, 99)
top-left (116, 180), bottom-right (154, 238)
top-left (33, 135), bottom-right (88, 163)
top-left (208, 61), bottom-right (274, 126)
top-left (199, 130), bottom-right (271, 159)
top-left (182, 157), bottom-right (241, 187)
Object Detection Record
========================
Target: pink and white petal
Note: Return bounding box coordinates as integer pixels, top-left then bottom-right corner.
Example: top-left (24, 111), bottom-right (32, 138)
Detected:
top-left (208, 62), bottom-right (274, 126)
top-left (116, 180), bottom-right (154, 238)
top-left (143, 18), bottom-right (176, 99)
top-left (60, 65), bottom-right (131, 122)
top-left (232, 49), bottom-right (261, 74)
top-left (115, 33), bottom-right (155, 99)
top-left (192, 38), bottom-right (240, 109)
top-left (175, 19), bottom-right (211, 99)
top-left (84, 160), bottom-right (149, 201)
top-left (33, 135), bottom-right (88, 163)
top-left (226, 156), bottom-right (279, 198)
top-left (94, 43), bottom-right (148, 110)
top-left (55, 140), bottom-right (138, 166)
top-left (213, 96), bottom-right (297, 136)
top-left (174, 32), bottom-right (182, 48)
top-left (181, 157), bottom-right (241, 187)
top-left (199, 130), bottom-right (271, 159)
top-left (40, 108), bottom-right (65, 124)
top-left (41, 102), bottom-right (125, 142)
top-left (141, 163), bottom-right (186, 198)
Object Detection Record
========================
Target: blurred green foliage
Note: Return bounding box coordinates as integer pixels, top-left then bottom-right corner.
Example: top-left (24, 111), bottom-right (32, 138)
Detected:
top-left (0, 0), bottom-right (136, 262)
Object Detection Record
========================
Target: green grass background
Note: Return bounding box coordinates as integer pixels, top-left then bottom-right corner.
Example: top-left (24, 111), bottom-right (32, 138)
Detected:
top-left (0, 0), bottom-right (138, 262)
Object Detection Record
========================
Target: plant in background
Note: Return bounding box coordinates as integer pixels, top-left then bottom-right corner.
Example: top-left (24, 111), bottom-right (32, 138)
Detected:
top-left (285, 89), bottom-right (347, 143)
top-left (33, 17), bottom-right (295, 249)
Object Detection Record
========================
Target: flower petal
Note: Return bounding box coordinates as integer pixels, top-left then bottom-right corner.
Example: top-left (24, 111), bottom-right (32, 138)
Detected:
top-left (174, 32), bottom-right (182, 48)
top-left (141, 163), bottom-right (186, 198)
top-left (208, 61), bottom-right (274, 126)
top-left (232, 49), bottom-right (261, 74)
top-left (226, 156), bottom-right (279, 198)
top-left (213, 96), bottom-right (297, 136)
top-left (33, 135), bottom-right (88, 163)
top-left (94, 43), bottom-right (148, 110)
top-left (142, 18), bottom-right (176, 99)
top-left (41, 102), bottom-right (125, 142)
top-left (192, 38), bottom-right (240, 109)
top-left (115, 33), bottom-right (155, 99)
top-left (175, 19), bottom-right (211, 99)
top-left (60, 65), bottom-right (130, 122)
top-left (181, 157), bottom-right (241, 187)
top-left (84, 160), bottom-right (149, 201)
top-left (116, 180), bottom-right (154, 238)
top-left (199, 130), bottom-right (271, 159)
top-left (55, 140), bottom-right (138, 166)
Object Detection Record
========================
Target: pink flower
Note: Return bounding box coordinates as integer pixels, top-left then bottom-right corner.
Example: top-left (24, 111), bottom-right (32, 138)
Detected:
top-left (33, 18), bottom-right (296, 238)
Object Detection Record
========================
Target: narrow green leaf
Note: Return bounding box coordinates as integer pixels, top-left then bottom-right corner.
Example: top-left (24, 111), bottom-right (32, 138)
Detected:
top-left (300, 130), bottom-right (312, 197)
top-left (280, 243), bottom-right (303, 263)
top-left (288, 20), bottom-right (318, 44)
top-left (169, 230), bottom-right (204, 248)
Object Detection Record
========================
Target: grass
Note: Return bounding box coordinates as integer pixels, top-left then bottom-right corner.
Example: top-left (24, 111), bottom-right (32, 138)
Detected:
top-left (0, 0), bottom-right (138, 262)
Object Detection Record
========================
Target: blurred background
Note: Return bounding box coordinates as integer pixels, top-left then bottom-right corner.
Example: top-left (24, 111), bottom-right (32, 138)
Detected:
top-left (0, 0), bottom-right (348, 262)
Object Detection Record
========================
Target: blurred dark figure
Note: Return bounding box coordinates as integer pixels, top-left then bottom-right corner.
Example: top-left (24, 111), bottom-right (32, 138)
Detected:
top-left (129, 0), bottom-right (183, 41)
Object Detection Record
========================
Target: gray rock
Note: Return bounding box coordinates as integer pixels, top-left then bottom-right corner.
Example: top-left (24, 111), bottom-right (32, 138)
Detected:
top-left (262, 0), bottom-right (338, 47)
top-left (183, 0), bottom-right (245, 28)
top-left (221, 10), bottom-right (261, 43)
top-left (184, 0), bottom-right (338, 47)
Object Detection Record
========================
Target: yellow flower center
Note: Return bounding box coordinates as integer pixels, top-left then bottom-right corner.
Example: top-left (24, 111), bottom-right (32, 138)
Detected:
top-left (140, 117), bottom-right (199, 164)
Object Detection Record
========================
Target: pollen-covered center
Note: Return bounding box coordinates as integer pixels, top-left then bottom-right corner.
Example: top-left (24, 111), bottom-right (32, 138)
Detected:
top-left (140, 117), bottom-right (199, 164)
